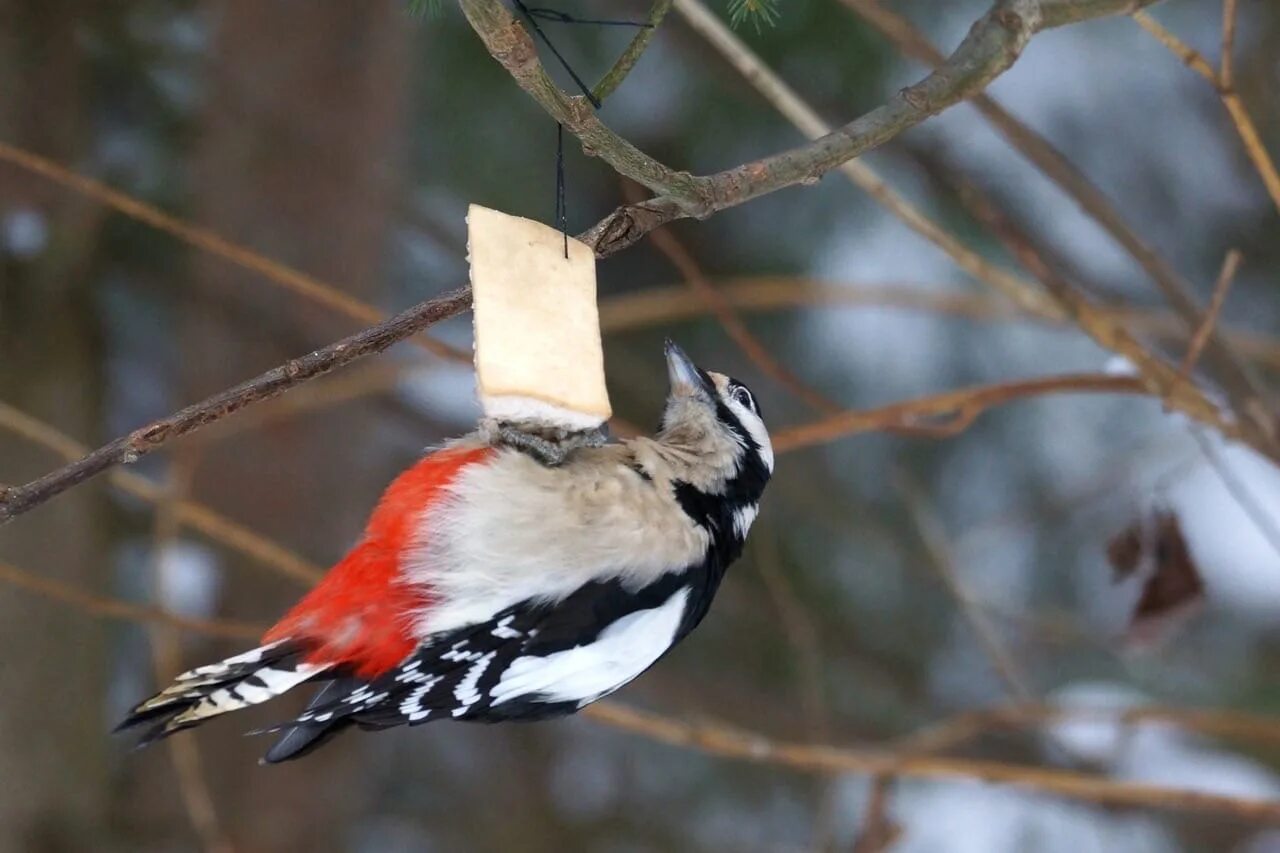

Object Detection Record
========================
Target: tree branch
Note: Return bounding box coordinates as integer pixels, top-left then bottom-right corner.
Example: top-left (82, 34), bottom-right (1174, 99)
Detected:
top-left (592, 0), bottom-right (673, 102)
top-left (581, 702), bottom-right (1280, 822)
top-left (574, 0), bottom-right (1164, 255)
top-left (838, 0), bottom-right (1268, 435)
top-left (771, 374), bottom-right (1153, 453)
top-left (3, 0), bottom-right (1230, 526)
top-left (0, 558), bottom-right (263, 640)
top-left (0, 289), bottom-right (471, 524)
top-left (0, 141), bottom-right (469, 364)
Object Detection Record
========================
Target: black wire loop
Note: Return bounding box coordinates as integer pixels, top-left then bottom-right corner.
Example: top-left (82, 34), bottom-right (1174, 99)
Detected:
top-left (507, 2), bottom-right (653, 250)
top-left (525, 7), bottom-right (654, 28)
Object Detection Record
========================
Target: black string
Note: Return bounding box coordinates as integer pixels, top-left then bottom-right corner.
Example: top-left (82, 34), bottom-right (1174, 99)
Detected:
top-left (555, 122), bottom-right (567, 258)
top-left (511, 0), bottom-right (602, 108)
top-left (525, 7), bottom-right (654, 28)
top-left (509, 2), bottom-right (652, 255)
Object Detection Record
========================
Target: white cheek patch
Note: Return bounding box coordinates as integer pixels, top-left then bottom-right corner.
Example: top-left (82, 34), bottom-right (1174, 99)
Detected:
top-left (726, 399), bottom-right (774, 473)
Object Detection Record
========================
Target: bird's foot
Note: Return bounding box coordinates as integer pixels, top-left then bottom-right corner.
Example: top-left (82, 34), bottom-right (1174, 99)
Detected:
top-left (483, 419), bottom-right (608, 466)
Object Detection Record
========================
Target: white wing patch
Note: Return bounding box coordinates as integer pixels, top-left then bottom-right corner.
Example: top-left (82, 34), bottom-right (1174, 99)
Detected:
top-left (489, 587), bottom-right (689, 707)
top-left (733, 503), bottom-right (759, 539)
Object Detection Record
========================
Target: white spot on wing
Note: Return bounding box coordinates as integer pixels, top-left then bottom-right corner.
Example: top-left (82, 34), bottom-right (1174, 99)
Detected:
top-left (492, 615), bottom-right (521, 639)
top-left (454, 651), bottom-right (496, 710)
top-left (733, 503), bottom-right (759, 538)
top-left (489, 588), bottom-right (689, 707)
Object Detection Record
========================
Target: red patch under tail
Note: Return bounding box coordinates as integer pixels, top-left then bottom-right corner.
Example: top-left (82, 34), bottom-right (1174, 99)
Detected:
top-left (264, 445), bottom-right (492, 678)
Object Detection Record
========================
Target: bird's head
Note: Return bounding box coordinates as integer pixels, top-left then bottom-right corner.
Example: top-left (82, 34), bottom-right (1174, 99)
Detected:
top-left (658, 341), bottom-right (773, 503)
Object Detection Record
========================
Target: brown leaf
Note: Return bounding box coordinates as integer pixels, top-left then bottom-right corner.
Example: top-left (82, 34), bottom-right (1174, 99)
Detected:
top-left (1113, 510), bottom-right (1207, 650)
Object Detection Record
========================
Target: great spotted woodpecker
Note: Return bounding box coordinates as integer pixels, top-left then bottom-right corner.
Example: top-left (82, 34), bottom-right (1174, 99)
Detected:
top-left (119, 342), bottom-right (773, 762)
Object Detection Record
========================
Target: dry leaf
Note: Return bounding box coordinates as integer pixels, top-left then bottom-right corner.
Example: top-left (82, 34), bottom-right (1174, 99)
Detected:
top-left (1108, 510), bottom-right (1206, 650)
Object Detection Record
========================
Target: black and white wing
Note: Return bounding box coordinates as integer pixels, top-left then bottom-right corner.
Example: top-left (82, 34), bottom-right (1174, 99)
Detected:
top-left (260, 568), bottom-right (709, 761)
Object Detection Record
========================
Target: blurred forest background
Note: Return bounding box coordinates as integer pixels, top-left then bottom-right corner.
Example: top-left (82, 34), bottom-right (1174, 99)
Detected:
top-left (3, 0), bottom-right (1280, 850)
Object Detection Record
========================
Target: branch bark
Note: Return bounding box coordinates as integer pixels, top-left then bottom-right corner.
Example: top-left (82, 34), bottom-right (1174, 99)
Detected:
top-left (838, 0), bottom-right (1268, 435)
top-left (465, 0), bottom-right (1168, 257)
top-left (0, 289), bottom-right (471, 523)
top-left (0, 0), bottom-right (1211, 525)
top-left (581, 702), bottom-right (1280, 822)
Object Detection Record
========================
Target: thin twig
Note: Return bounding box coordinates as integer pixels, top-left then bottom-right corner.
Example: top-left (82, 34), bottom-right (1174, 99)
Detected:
top-left (0, 375), bottom-right (1143, 580)
top-left (1180, 250), bottom-right (1242, 376)
top-left (900, 701), bottom-right (1280, 753)
top-left (0, 400), bottom-right (321, 583)
top-left (672, 0), bottom-right (1061, 320)
top-left (771, 373), bottom-right (1149, 453)
top-left (9, 552), bottom-right (1280, 824)
top-left (148, 458), bottom-right (233, 853)
top-left (1220, 0), bottom-right (1238, 91)
top-left (600, 276), bottom-right (1280, 371)
top-left (632, 187), bottom-right (841, 413)
top-left (895, 472), bottom-right (1033, 701)
top-left (751, 523), bottom-right (844, 851)
top-left (188, 361), bottom-right (410, 445)
top-left (0, 558), bottom-right (262, 639)
top-left (0, 141), bottom-right (467, 363)
top-left (1133, 9), bottom-right (1280, 214)
top-left (939, 159), bottom-right (1265, 453)
top-left (461, 0), bottom-right (1165, 259)
top-left (852, 776), bottom-right (901, 853)
top-left (839, 0), bottom-right (1267, 422)
top-left (581, 702), bottom-right (1280, 821)
top-left (592, 0), bottom-right (674, 102)
top-left (0, 288), bottom-right (471, 525)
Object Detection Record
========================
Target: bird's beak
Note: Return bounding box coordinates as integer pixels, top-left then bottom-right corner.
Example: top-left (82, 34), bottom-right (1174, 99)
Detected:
top-left (665, 339), bottom-right (708, 397)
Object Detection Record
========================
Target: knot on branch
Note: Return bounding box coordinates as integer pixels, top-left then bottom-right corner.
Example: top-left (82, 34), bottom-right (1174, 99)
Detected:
top-left (136, 423), bottom-right (171, 446)
top-left (582, 198), bottom-right (682, 258)
top-left (993, 8), bottom-right (1025, 35)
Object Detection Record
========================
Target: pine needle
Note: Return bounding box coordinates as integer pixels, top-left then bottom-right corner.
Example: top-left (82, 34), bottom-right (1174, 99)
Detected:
top-left (727, 0), bottom-right (781, 32)
top-left (407, 0), bottom-right (444, 19)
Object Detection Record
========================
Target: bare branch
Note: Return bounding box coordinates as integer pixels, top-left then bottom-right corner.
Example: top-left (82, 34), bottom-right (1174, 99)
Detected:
top-left (0, 141), bottom-right (468, 364)
top-left (1133, 10), bottom-right (1280, 214)
top-left (592, 0), bottom-right (673, 102)
top-left (147, 460), bottom-right (234, 853)
top-left (1220, 0), bottom-right (1239, 90)
top-left (944, 164), bottom-right (1266, 452)
top-left (902, 701), bottom-right (1280, 751)
top-left (9, 548), bottom-right (1280, 823)
top-left (0, 558), bottom-right (263, 640)
top-left (839, 0), bottom-right (1267, 430)
top-left (895, 472), bottom-right (1034, 702)
top-left (772, 373), bottom-right (1150, 453)
top-left (599, 276), bottom-right (1280, 371)
top-left (1180, 250), bottom-right (1243, 376)
top-left (633, 191), bottom-right (841, 413)
top-left (0, 289), bottom-right (471, 524)
top-left (462, 0), bottom-right (1165, 258)
top-left (581, 702), bottom-right (1280, 821)
top-left (0, 401), bottom-right (322, 583)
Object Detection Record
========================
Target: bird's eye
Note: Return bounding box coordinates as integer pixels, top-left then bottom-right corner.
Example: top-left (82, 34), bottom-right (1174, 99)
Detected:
top-left (731, 386), bottom-right (755, 412)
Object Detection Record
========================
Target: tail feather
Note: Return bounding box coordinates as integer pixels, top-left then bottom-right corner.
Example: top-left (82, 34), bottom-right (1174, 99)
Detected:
top-left (260, 677), bottom-right (364, 764)
top-left (118, 641), bottom-right (331, 745)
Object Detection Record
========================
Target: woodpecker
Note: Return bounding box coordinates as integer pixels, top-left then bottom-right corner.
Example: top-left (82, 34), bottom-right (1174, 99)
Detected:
top-left (118, 342), bottom-right (772, 762)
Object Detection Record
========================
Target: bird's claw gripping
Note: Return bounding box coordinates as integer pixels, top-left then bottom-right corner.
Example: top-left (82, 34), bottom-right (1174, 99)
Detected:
top-left (484, 419), bottom-right (609, 466)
